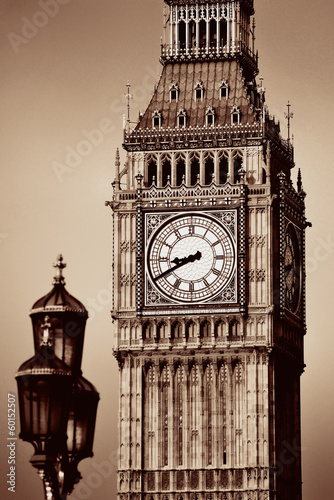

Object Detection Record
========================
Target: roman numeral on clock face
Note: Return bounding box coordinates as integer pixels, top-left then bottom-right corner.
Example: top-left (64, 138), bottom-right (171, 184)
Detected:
top-left (174, 279), bottom-right (181, 289)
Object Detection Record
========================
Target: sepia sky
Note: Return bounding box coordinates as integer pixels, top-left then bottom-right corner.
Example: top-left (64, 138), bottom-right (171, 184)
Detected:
top-left (1, 0), bottom-right (334, 499)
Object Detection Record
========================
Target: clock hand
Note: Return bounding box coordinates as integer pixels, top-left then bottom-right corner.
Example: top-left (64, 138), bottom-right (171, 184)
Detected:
top-left (153, 251), bottom-right (201, 281)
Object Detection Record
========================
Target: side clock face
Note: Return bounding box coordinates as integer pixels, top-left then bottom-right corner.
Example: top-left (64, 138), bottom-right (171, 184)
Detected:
top-left (284, 225), bottom-right (301, 313)
top-left (147, 213), bottom-right (236, 303)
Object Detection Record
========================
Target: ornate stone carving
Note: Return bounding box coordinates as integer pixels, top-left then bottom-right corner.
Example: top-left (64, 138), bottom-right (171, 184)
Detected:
top-left (248, 235), bottom-right (255, 247)
top-left (120, 240), bottom-right (130, 252)
top-left (248, 269), bottom-right (255, 282)
top-left (120, 274), bottom-right (130, 286)
top-left (256, 269), bottom-right (266, 281)
top-left (256, 235), bottom-right (266, 247)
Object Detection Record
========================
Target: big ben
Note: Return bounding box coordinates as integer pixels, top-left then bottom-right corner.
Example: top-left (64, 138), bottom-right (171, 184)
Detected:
top-left (107, 1), bottom-right (308, 499)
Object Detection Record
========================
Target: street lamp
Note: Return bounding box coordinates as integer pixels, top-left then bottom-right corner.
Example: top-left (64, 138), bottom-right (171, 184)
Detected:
top-left (16, 256), bottom-right (99, 500)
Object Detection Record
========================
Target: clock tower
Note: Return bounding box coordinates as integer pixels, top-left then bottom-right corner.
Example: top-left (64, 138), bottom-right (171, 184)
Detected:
top-left (107, 1), bottom-right (308, 499)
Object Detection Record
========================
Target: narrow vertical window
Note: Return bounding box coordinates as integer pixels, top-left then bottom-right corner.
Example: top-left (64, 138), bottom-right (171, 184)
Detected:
top-left (206, 106), bottom-right (215, 126)
top-left (194, 81), bottom-right (204, 102)
top-left (176, 367), bottom-right (183, 466)
top-left (221, 363), bottom-right (228, 466)
top-left (206, 365), bottom-right (213, 465)
top-left (231, 105), bottom-right (241, 125)
top-left (179, 20), bottom-right (186, 49)
top-left (233, 154), bottom-right (243, 183)
top-left (170, 82), bottom-right (179, 102)
top-left (147, 158), bottom-right (157, 187)
top-left (220, 19), bottom-right (227, 47)
top-left (219, 155), bottom-right (228, 184)
top-left (152, 108), bottom-right (162, 128)
top-left (176, 157), bottom-right (186, 186)
top-left (162, 157), bottom-right (171, 186)
top-left (210, 18), bottom-right (217, 48)
top-left (199, 19), bottom-right (206, 48)
top-left (189, 19), bottom-right (196, 49)
top-left (162, 366), bottom-right (169, 466)
top-left (220, 80), bottom-right (229, 100)
top-left (177, 108), bottom-right (187, 128)
top-left (204, 155), bottom-right (214, 185)
top-left (190, 156), bottom-right (200, 185)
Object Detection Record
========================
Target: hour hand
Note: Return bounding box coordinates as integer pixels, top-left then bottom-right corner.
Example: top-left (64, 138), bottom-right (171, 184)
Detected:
top-left (153, 251), bottom-right (201, 281)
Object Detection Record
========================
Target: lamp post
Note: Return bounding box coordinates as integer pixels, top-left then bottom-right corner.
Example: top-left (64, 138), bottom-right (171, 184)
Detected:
top-left (16, 256), bottom-right (99, 500)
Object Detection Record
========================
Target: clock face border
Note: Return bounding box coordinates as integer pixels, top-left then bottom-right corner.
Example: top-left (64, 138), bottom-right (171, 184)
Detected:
top-left (284, 222), bottom-right (301, 314)
top-left (144, 210), bottom-right (238, 308)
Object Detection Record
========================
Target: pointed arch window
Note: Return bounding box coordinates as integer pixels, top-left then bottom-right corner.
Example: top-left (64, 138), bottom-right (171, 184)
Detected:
top-left (179, 19), bottom-right (186, 49)
top-left (218, 153), bottom-right (229, 184)
top-left (152, 108), bottom-right (162, 128)
top-left (199, 19), bottom-right (206, 48)
top-left (177, 108), bottom-right (187, 128)
top-left (176, 155), bottom-right (186, 186)
top-left (170, 82), bottom-right (179, 102)
top-left (219, 80), bottom-right (229, 100)
top-left (162, 156), bottom-right (171, 187)
top-left (209, 18), bottom-right (217, 48)
top-left (189, 19), bottom-right (196, 49)
top-left (231, 105), bottom-right (241, 125)
top-left (206, 106), bottom-right (215, 126)
top-left (194, 81), bottom-right (204, 102)
top-left (219, 18), bottom-right (227, 47)
top-left (190, 155), bottom-right (200, 186)
top-left (147, 156), bottom-right (157, 187)
top-left (204, 154), bottom-right (214, 185)
top-left (233, 152), bottom-right (243, 183)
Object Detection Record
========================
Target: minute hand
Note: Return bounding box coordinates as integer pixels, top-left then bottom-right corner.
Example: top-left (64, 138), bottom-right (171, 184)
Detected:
top-left (153, 251), bottom-right (201, 281)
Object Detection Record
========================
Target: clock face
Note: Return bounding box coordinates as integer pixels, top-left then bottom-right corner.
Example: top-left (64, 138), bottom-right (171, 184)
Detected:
top-left (147, 213), bottom-right (236, 303)
top-left (284, 225), bottom-right (301, 313)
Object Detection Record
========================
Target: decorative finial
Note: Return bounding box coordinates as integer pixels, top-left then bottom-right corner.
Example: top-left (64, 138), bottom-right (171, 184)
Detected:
top-left (115, 148), bottom-right (121, 186)
top-left (284, 101), bottom-right (294, 149)
top-left (297, 168), bottom-right (302, 193)
top-left (53, 254), bottom-right (66, 285)
top-left (115, 148), bottom-right (120, 166)
top-left (124, 82), bottom-right (133, 134)
top-left (41, 315), bottom-right (52, 346)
